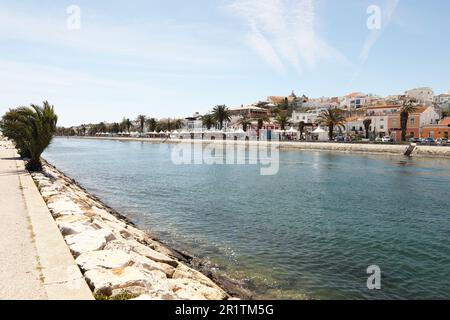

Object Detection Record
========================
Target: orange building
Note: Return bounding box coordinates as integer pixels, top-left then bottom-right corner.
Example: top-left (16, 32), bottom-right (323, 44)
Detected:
top-left (421, 117), bottom-right (450, 139)
top-left (387, 106), bottom-right (441, 141)
top-left (387, 112), bottom-right (421, 141)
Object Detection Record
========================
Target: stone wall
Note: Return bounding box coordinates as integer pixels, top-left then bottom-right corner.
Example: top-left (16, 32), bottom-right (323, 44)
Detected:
top-left (31, 162), bottom-right (239, 300)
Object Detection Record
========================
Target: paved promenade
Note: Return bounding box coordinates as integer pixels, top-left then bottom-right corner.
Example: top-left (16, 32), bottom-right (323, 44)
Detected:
top-left (0, 147), bottom-right (47, 299)
top-left (0, 143), bottom-right (93, 300)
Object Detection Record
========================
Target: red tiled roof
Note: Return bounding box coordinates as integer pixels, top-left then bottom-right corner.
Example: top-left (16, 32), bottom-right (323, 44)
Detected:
top-left (440, 117), bottom-right (450, 125)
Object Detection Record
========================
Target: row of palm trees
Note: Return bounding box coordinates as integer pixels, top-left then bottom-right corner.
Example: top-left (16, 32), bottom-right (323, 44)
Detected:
top-left (203, 105), bottom-right (291, 132)
top-left (59, 116), bottom-right (186, 136)
top-left (0, 101), bottom-right (58, 171)
top-left (317, 98), bottom-right (419, 141)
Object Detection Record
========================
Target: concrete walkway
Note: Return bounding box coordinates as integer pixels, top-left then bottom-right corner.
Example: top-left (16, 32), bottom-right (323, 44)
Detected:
top-left (0, 146), bottom-right (93, 300)
top-left (0, 147), bottom-right (47, 299)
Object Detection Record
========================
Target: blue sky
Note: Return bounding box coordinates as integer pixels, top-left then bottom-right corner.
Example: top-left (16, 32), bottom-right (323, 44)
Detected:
top-left (1, 0), bottom-right (449, 126)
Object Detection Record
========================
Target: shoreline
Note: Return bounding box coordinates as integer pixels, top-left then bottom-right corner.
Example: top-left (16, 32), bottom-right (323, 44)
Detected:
top-left (60, 136), bottom-right (450, 159)
top-left (33, 159), bottom-right (253, 300)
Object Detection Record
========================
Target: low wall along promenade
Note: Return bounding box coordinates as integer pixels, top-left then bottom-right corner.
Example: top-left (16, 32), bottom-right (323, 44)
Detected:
top-left (71, 136), bottom-right (450, 159)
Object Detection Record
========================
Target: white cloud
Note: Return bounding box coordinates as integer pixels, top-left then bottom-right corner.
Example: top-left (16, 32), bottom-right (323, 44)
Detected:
top-left (227, 0), bottom-right (348, 72)
top-left (0, 9), bottom-right (234, 69)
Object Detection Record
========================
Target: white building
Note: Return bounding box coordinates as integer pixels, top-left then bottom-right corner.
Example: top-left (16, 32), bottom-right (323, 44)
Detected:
top-left (434, 93), bottom-right (450, 104)
top-left (184, 112), bottom-right (203, 130)
top-left (405, 87), bottom-right (434, 104)
top-left (340, 92), bottom-right (370, 109)
top-left (345, 118), bottom-right (365, 136)
top-left (291, 109), bottom-right (327, 124)
top-left (419, 105), bottom-right (441, 127)
top-left (369, 115), bottom-right (388, 137)
top-left (367, 105), bottom-right (400, 116)
top-left (366, 105), bottom-right (400, 137)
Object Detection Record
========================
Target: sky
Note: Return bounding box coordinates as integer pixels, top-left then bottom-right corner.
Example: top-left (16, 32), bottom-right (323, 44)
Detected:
top-left (1, 0), bottom-right (449, 126)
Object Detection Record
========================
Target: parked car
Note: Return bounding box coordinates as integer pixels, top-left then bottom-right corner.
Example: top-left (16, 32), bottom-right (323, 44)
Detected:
top-left (422, 137), bottom-right (436, 145)
top-left (382, 136), bottom-right (393, 143)
top-left (375, 137), bottom-right (383, 142)
top-left (334, 136), bottom-right (345, 142)
top-left (436, 138), bottom-right (448, 145)
top-left (409, 137), bottom-right (422, 143)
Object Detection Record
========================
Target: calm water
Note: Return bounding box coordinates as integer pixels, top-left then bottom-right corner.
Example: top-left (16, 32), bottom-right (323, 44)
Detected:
top-left (44, 138), bottom-right (450, 299)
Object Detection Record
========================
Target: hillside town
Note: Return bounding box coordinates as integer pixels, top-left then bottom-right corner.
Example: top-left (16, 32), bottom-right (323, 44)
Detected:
top-left (59, 87), bottom-right (450, 144)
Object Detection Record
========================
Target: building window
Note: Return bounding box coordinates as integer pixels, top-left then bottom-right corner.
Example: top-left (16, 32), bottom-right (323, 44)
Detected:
top-left (410, 118), bottom-right (415, 125)
top-left (380, 125), bottom-right (384, 129)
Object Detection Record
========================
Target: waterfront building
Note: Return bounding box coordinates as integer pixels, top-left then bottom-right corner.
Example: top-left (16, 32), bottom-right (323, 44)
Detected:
top-left (421, 117), bottom-right (450, 139)
top-left (345, 117), bottom-right (366, 137)
top-left (185, 112), bottom-right (203, 130)
top-left (387, 106), bottom-right (441, 141)
top-left (369, 115), bottom-right (389, 137)
top-left (229, 105), bottom-right (270, 118)
top-left (291, 109), bottom-right (326, 124)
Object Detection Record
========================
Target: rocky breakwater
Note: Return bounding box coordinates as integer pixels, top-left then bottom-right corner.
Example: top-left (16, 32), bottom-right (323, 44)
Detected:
top-left (31, 162), bottom-right (237, 300)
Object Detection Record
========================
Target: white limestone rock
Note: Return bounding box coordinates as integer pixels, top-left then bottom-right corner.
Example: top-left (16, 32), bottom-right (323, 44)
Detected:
top-left (56, 215), bottom-right (91, 225)
top-left (59, 221), bottom-right (96, 236)
top-left (128, 251), bottom-right (175, 277)
top-left (168, 278), bottom-right (228, 300)
top-left (173, 263), bottom-right (225, 292)
top-left (48, 198), bottom-right (84, 216)
top-left (76, 250), bottom-right (132, 272)
top-left (104, 239), bottom-right (178, 267)
top-left (65, 229), bottom-right (115, 257)
top-left (84, 266), bottom-right (169, 296)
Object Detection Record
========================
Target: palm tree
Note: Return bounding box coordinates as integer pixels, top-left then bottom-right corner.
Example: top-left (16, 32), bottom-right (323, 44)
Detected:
top-left (136, 115), bottom-right (146, 133)
top-left (254, 115), bottom-right (270, 130)
top-left (298, 121), bottom-right (305, 140)
top-left (110, 123), bottom-right (120, 134)
top-left (145, 118), bottom-right (157, 132)
top-left (202, 114), bottom-right (216, 130)
top-left (275, 114), bottom-right (290, 131)
top-left (400, 98), bottom-right (418, 142)
top-left (212, 105), bottom-right (231, 130)
top-left (98, 122), bottom-right (106, 133)
top-left (121, 118), bottom-right (132, 132)
top-left (317, 108), bottom-right (346, 141)
top-left (173, 119), bottom-right (184, 130)
top-left (0, 101), bottom-right (58, 171)
top-left (238, 116), bottom-right (252, 132)
top-left (363, 118), bottom-right (372, 139)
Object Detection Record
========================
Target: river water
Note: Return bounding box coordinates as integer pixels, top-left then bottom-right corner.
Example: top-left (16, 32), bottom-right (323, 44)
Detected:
top-left (44, 138), bottom-right (450, 299)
